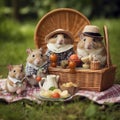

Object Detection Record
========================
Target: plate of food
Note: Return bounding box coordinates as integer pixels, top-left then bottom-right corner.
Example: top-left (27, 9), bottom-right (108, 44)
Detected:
top-left (37, 88), bottom-right (71, 101)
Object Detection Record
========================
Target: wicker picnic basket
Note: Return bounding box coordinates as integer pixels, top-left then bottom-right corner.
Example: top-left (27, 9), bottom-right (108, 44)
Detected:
top-left (34, 8), bottom-right (116, 92)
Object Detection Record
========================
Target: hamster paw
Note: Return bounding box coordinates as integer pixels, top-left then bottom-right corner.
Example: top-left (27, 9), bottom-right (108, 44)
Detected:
top-left (92, 55), bottom-right (100, 61)
top-left (16, 89), bottom-right (22, 94)
top-left (33, 74), bottom-right (37, 79)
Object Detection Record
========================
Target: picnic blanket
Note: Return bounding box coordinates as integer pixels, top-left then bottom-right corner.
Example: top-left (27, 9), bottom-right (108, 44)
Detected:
top-left (0, 79), bottom-right (120, 104)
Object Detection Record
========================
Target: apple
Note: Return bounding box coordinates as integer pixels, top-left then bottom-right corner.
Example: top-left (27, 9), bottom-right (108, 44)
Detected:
top-left (69, 54), bottom-right (81, 66)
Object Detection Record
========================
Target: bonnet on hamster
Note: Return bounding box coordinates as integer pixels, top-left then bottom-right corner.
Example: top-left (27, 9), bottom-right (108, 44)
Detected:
top-left (6, 64), bottom-right (26, 94)
top-left (25, 48), bottom-right (47, 86)
top-left (45, 29), bottom-right (74, 65)
top-left (77, 25), bottom-right (107, 66)
top-left (45, 29), bottom-right (74, 47)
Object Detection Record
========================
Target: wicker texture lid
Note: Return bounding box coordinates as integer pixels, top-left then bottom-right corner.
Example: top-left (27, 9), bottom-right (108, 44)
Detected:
top-left (34, 8), bottom-right (90, 51)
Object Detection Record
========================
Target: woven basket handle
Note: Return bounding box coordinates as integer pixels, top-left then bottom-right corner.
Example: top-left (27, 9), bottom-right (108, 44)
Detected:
top-left (103, 25), bottom-right (112, 67)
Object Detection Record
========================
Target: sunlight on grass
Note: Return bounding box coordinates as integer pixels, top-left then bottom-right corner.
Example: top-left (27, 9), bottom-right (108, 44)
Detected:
top-left (0, 20), bottom-right (36, 77)
top-left (20, 23), bottom-right (35, 36)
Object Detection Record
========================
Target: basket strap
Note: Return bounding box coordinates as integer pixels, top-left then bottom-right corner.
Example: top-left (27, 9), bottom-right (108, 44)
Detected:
top-left (103, 25), bottom-right (112, 67)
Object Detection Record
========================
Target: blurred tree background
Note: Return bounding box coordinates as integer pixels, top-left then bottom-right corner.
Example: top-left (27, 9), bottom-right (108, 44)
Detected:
top-left (0, 0), bottom-right (119, 41)
top-left (0, 0), bottom-right (120, 21)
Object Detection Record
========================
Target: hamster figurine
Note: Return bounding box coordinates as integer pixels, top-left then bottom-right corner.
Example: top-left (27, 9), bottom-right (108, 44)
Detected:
top-left (45, 29), bottom-right (74, 65)
top-left (25, 48), bottom-right (47, 86)
top-left (6, 64), bottom-right (26, 94)
top-left (77, 25), bottom-right (107, 66)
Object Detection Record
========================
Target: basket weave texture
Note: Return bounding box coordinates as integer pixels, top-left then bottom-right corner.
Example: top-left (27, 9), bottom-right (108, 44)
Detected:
top-left (48, 66), bottom-right (116, 91)
top-left (34, 8), bottom-right (116, 92)
top-left (34, 8), bottom-right (90, 52)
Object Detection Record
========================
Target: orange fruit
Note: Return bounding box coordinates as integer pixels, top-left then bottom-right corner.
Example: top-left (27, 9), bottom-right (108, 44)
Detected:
top-left (51, 62), bottom-right (57, 67)
top-left (36, 76), bottom-right (41, 82)
top-left (49, 53), bottom-right (57, 62)
top-left (69, 61), bottom-right (76, 69)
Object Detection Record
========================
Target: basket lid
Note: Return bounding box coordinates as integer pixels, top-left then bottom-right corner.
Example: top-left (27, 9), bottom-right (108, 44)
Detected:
top-left (34, 8), bottom-right (90, 51)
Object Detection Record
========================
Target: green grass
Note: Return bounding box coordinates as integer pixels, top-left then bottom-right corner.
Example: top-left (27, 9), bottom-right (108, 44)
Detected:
top-left (0, 18), bottom-right (120, 120)
top-left (0, 20), bottom-right (36, 77)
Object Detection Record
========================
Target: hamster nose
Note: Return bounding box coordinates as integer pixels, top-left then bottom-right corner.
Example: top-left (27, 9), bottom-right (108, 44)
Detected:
top-left (35, 59), bottom-right (41, 64)
top-left (59, 39), bottom-right (64, 44)
top-left (16, 74), bottom-right (22, 79)
top-left (87, 46), bottom-right (92, 49)
top-left (85, 43), bottom-right (93, 49)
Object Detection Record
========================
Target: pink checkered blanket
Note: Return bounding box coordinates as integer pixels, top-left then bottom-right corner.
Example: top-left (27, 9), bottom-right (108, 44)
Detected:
top-left (0, 79), bottom-right (41, 103)
top-left (0, 79), bottom-right (120, 104)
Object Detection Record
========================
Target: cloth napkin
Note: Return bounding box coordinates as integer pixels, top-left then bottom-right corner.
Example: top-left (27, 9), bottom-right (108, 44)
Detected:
top-left (0, 79), bottom-right (120, 104)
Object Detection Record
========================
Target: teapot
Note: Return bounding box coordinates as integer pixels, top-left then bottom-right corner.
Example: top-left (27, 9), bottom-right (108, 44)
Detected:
top-left (39, 74), bottom-right (59, 90)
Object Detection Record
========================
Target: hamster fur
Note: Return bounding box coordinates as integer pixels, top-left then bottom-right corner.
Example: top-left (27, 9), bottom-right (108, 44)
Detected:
top-left (77, 35), bottom-right (107, 66)
top-left (25, 48), bottom-right (47, 86)
top-left (6, 64), bottom-right (26, 94)
top-left (46, 33), bottom-right (74, 65)
top-left (48, 34), bottom-right (73, 48)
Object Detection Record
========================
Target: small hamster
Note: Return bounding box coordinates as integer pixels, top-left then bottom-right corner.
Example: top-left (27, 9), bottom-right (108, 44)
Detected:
top-left (25, 48), bottom-right (47, 86)
top-left (6, 64), bottom-right (26, 94)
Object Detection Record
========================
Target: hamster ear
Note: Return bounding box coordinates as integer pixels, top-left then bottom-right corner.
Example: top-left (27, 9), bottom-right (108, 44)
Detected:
top-left (7, 65), bottom-right (13, 71)
top-left (26, 48), bottom-right (32, 54)
top-left (20, 64), bottom-right (24, 69)
top-left (80, 34), bottom-right (85, 40)
top-left (39, 48), bottom-right (43, 52)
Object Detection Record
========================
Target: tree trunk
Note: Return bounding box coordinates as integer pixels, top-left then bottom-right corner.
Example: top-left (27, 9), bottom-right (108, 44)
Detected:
top-left (12, 0), bottom-right (20, 21)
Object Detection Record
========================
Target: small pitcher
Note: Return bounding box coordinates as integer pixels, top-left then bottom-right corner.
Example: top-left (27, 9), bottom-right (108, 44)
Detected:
top-left (39, 74), bottom-right (59, 90)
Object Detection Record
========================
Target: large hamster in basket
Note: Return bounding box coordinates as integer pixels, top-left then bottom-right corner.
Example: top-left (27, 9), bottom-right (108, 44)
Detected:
top-left (77, 25), bottom-right (107, 67)
top-left (45, 29), bottom-right (74, 65)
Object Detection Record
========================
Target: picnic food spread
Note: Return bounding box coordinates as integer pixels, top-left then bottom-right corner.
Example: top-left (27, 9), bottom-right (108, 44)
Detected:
top-left (39, 88), bottom-right (70, 99)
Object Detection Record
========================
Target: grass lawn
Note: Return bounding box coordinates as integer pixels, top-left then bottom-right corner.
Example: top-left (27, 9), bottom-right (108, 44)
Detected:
top-left (0, 18), bottom-right (120, 120)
